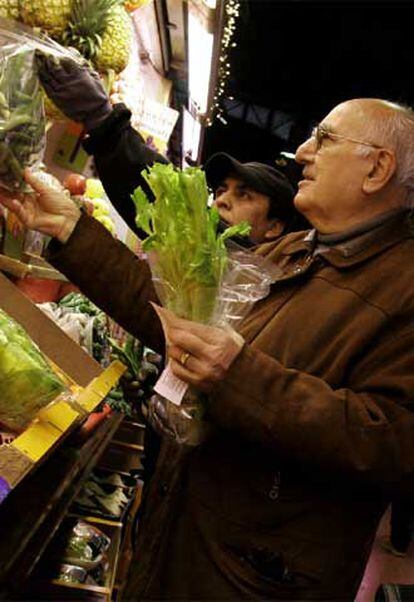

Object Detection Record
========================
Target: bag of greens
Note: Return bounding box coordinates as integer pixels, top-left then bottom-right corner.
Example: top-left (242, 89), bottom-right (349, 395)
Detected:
top-left (132, 163), bottom-right (274, 446)
top-left (0, 17), bottom-right (83, 192)
top-left (0, 308), bottom-right (66, 432)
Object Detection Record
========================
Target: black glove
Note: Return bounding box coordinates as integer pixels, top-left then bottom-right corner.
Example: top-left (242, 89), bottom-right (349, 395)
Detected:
top-left (35, 51), bottom-right (113, 131)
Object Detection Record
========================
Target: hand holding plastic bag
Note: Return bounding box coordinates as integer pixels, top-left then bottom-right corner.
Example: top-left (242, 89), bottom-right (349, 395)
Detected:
top-left (132, 163), bottom-right (275, 445)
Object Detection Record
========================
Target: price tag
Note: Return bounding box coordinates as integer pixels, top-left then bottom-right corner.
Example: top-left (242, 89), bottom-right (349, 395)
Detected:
top-left (154, 362), bottom-right (188, 406)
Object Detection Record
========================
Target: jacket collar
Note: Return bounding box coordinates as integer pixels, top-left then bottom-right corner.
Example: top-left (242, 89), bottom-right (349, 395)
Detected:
top-left (280, 209), bottom-right (414, 268)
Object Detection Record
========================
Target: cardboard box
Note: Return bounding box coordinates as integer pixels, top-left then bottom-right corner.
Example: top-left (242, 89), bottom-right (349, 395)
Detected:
top-left (0, 270), bottom-right (101, 386)
top-left (0, 271), bottom-right (126, 502)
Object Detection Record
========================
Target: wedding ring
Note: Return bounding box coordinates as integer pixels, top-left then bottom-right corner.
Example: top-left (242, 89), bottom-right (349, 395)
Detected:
top-left (180, 351), bottom-right (190, 367)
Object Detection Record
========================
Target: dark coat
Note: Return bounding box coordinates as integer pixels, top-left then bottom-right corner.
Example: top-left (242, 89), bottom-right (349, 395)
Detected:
top-left (47, 209), bottom-right (414, 601)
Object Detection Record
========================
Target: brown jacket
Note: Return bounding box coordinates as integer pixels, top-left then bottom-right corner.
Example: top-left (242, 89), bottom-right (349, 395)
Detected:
top-left (48, 210), bottom-right (414, 601)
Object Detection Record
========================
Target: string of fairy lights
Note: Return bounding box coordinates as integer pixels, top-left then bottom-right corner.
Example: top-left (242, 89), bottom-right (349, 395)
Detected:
top-left (205, 0), bottom-right (241, 127)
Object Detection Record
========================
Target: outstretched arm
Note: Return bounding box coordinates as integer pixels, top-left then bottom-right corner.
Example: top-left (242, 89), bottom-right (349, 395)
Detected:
top-left (0, 170), bottom-right (164, 351)
top-left (36, 53), bottom-right (168, 234)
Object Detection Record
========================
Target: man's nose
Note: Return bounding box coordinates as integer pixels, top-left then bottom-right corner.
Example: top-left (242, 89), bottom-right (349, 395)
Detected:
top-left (214, 191), bottom-right (231, 208)
top-left (295, 135), bottom-right (316, 164)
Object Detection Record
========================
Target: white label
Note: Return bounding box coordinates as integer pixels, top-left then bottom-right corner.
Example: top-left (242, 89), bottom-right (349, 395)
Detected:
top-left (154, 363), bottom-right (188, 406)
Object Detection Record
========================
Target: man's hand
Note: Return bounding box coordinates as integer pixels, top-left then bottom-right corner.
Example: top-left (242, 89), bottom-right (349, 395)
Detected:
top-left (153, 305), bottom-right (245, 392)
top-left (35, 51), bottom-right (113, 131)
top-left (0, 170), bottom-right (81, 243)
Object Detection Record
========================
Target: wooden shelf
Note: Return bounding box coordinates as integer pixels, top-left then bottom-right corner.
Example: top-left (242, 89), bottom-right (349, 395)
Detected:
top-left (0, 412), bottom-right (124, 596)
top-left (0, 253), bottom-right (68, 281)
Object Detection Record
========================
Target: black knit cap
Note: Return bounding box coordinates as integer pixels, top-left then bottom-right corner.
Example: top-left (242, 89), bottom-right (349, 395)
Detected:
top-left (204, 152), bottom-right (295, 220)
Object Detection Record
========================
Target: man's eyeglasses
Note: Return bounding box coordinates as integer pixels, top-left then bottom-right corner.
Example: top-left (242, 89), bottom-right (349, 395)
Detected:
top-left (311, 124), bottom-right (383, 152)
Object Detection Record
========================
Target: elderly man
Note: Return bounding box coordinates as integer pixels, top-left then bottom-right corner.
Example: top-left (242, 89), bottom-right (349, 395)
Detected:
top-left (2, 97), bottom-right (414, 601)
top-left (35, 54), bottom-right (307, 244)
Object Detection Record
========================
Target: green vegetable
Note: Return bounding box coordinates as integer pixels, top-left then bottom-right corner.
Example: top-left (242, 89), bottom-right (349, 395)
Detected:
top-left (65, 536), bottom-right (93, 560)
top-left (0, 308), bottom-right (65, 432)
top-left (0, 45), bottom-right (45, 192)
top-left (132, 163), bottom-right (251, 323)
top-left (108, 333), bottom-right (143, 379)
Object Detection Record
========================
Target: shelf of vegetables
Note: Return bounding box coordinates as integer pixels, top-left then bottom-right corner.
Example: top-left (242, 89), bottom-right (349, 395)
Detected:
top-left (0, 3), bottom-right (159, 598)
top-left (0, 412), bottom-right (125, 597)
top-left (0, 267), bottom-right (141, 599)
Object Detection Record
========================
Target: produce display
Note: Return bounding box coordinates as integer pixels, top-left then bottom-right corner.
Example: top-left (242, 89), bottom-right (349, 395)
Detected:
top-left (1, 0), bottom-right (134, 76)
top-left (62, 519), bottom-right (111, 567)
top-left (56, 563), bottom-right (87, 584)
top-left (62, 0), bottom-right (133, 74)
top-left (0, 0), bottom-right (19, 20)
top-left (38, 291), bottom-right (162, 418)
top-left (0, 307), bottom-right (66, 432)
top-left (0, 44), bottom-right (45, 191)
top-left (73, 472), bottom-right (135, 519)
top-left (19, 0), bottom-right (73, 37)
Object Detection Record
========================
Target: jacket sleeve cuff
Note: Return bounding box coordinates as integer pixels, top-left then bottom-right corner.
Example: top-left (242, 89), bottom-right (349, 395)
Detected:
top-left (82, 103), bottom-right (135, 155)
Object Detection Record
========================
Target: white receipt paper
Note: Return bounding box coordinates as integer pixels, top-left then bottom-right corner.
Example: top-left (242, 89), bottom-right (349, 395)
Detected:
top-left (154, 362), bottom-right (188, 406)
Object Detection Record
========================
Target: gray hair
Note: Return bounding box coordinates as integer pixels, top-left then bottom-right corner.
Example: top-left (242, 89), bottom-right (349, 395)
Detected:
top-left (356, 100), bottom-right (414, 208)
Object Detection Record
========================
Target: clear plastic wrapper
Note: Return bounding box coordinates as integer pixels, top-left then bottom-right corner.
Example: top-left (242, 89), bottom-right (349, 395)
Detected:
top-left (133, 164), bottom-right (277, 446)
top-left (56, 563), bottom-right (87, 585)
top-left (147, 247), bottom-right (275, 445)
top-left (0, 307), bottom-right (67, 432)
top-left (0, 17), bottom-right (82, 192)
top-left (62, 520), bottom-right (111, 569)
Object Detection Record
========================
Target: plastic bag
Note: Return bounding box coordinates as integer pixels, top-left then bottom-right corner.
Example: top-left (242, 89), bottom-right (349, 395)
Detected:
top-left (0, 17), bottom-right (82, 192)
top-left (147, 244), bottom-right (276, 446)
top-left (0, 307), bottom-right (66, 432)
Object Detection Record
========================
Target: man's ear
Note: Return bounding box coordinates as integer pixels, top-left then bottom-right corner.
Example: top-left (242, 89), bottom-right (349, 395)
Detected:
top-left (263, 219), bottom-right (285, 240)
top-left (363, 148), bottom-right (396, 194)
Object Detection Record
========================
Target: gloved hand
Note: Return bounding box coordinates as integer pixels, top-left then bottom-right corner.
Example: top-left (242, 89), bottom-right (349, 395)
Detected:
top-left (35, 51), bottom-right (113, 131)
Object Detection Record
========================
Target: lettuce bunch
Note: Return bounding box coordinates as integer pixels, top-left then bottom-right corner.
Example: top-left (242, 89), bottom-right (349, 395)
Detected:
top-left (0, 308), bottom-right (65, 431)
top-left (132, 163), bottom-right (250, 323)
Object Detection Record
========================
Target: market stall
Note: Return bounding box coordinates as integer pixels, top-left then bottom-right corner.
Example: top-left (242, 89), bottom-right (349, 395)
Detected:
top-left (0, 1), bottom-right (174, 599)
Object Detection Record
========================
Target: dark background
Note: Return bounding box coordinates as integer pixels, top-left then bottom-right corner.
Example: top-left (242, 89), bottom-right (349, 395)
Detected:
top-left (202, 1), bottom-right (414, 186)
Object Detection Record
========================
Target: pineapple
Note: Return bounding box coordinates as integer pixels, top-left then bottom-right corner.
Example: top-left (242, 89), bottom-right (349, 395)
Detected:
top-left (62, 0), bottom-right (119, 64)
top-left (62, 0), bottom-right (132, 74)
top-left (0, 0), bottom-right (20, 20)
top-left (95, 4), bottom-right (133, 74)
top-left (19, 0), bottom-right (73, 37)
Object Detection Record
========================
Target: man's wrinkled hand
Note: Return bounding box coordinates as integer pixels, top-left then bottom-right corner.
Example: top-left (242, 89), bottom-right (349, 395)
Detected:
top-left (0, 169), bottom-right (81, 243)
top-left (153, 304), bottom-right (245, 393)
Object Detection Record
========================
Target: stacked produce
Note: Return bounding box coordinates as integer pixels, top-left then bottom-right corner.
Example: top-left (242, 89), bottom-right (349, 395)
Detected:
top-left (62, 174), bottom-right (117, 234)
top-left (74, 473), bottom-right (133, 518)
top-left (19, 0), bottom-right (72, 37)
top-left (0, 0), bottom-right (19, 20)
top-left (41, 292), bottom-right (162, 418)
top-left (0, 0), bottom-right (134, 75)
top-left (84, 186), bottom-right (116, 235)
top-left (46, 517), bottom-right (112, 587)
top-left (0, 307), bottom-right (66, 432)
top-left (108, 332), bottom-right (161, 417)
top-left (0, 44), bottom-right (45, 191)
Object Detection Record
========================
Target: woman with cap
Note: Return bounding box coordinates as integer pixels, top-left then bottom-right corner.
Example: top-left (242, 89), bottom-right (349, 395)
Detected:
top-left (35, 53), bottom-right (308, 244)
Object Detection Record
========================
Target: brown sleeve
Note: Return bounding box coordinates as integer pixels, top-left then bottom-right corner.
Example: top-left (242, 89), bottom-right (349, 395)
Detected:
top-left (46, 213), bottom-right (164, 354)
top-left (209, 327), bottom-right (414, 491)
